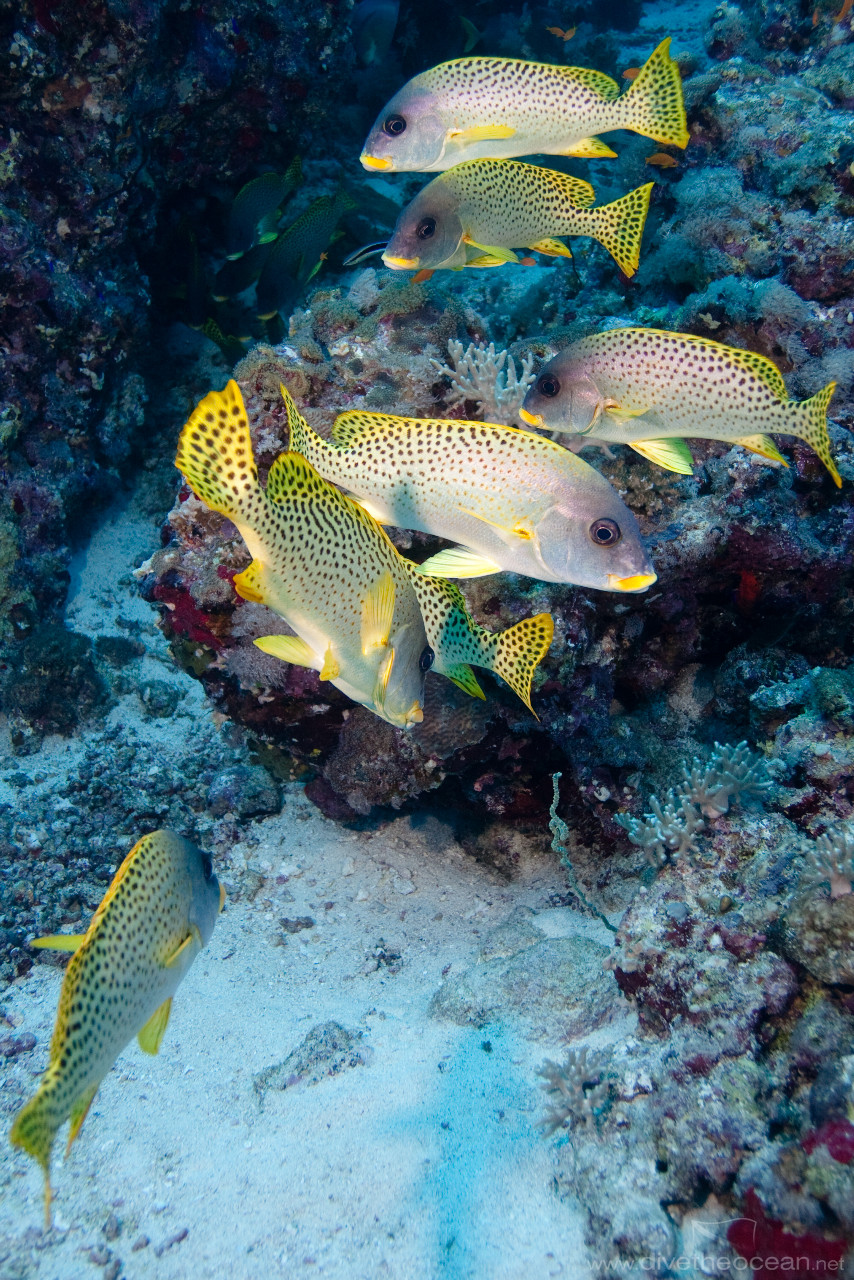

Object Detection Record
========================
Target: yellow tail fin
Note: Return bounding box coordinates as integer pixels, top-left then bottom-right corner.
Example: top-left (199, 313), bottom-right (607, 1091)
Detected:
top-left (174, 380), bottom-right (260, 518)
top-left (622, 38), bottom-right (689, 148)
top-left (790, 381), bottom-right (840, 487)
top-left (10, 1077), bottom-right (64, 1224)
top-left (588, 183), bottom-right (653, 277)
top-left (492, 613), bottom-right (554, 716)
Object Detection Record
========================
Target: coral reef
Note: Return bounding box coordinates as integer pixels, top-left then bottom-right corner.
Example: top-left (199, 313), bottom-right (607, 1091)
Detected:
top-left (430, 339), bottom-right (536, 425)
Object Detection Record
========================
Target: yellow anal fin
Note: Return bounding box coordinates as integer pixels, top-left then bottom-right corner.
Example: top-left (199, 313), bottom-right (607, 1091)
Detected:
top-left (254, 634), bottom-right (318, 669)
top-left (361, 570), bottom-right (395, 655)
top-left (165, 925), bottom-right (202, 969)
top-left (737, 434), bottom-right (789, 464)
top-left (528, 238), bottom-right (572, 258)
top-left (444, 663), bottom-right (486, 700)
top-left (560, 136), bottom-right (618, 159)
top-left (461, 236), bottom-right (519, 264)
top-left (233, 559), bottom-right (267, 604)
top-left (629, 438), bottom-right (694, 474)
top-left (414, 547), bottom-right (502, 579)
top-left (31, 934), bottom-right (85, 952)
top-left (447, 124), bottom-right (516, 143)
top-left (66, 1080), bottom-right (99, 1155)
top-left (138, 997), bottom-right (173, 1056)
top-left (320, 643), bottom-right (340, 681)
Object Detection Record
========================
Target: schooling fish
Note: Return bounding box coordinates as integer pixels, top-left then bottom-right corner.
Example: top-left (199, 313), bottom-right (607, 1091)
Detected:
top-left (226, 159), bottom-right (302, 260)
top-left (256, 191), bottom-right (356, 319)
top-left (360, 38), bottom-right (689, 172)
top-left (10, 831), bottom-right (223, 1226)
top-left (283, 387), bottom-right (656, 592)
top-left (382, 159), bottom-right (652, 277)
top-left (277, 386), bottom-right (555, 710)
top-left (176, 381), bottom-right (430, 727)
top-left (520, 328), bottom-right (841, 486)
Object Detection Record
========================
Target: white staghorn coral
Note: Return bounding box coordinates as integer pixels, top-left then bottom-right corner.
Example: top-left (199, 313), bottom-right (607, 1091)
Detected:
top-left (536, 1047), bottom-right (611, 1135)
top-left (800, 824), bottom-right (854, 899)
top-left (616, 742), bottom-right (770, 869)
top-left (431, 339), bottom-right (535, 425)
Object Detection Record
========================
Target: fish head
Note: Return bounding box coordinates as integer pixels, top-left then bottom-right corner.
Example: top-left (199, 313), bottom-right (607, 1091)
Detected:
top-left (521, 357), bottom-right (602, 435)
top-left (534, 471), bottom-right (656, 594)
top-left (373, 619), bottom-right (431, 729)
top-left (183, 836), bottom-right (225, 946)
top-left (361, 85), bottom-right (448, 172)
top-left (383, 181), bottom-right (463, 271)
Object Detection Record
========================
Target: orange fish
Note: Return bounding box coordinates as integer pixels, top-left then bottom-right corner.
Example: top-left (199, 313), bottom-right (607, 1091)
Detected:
top-left (834, 0), bottom-right (853, 20)
top-left (622, 67), bottom-right (641, 80)
top-left (412, 268), bottom-right (435, 283)
top-left (645, 152), bottom-right (679, 168)
top-left (546, 25), bottom-right (576, 40)
top-left (520, 256), bottom-right (537, 266)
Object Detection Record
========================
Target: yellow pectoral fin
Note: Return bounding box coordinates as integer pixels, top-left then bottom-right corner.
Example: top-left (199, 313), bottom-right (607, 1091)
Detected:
top-left (320, 643), bottom-right (340, 681)
top-left (31, 934), bottom-right (85, 952)
top-left (373, 647), bottom-right (395, 708)
top-left (737, 434), bottom-right (789, 465)
top-left (604, 401), bottom-right (650, 422)
top-left (66, 1080), bottom-right (100, 1155)
top-left (137, 997), bottom-right (173, 1056)
top-left (560, 136), bottom-right (618, 159)
top-left (447, 124), bottom-right (516, 144)
top-left (361, 570), bottom-right (395, 655)
top-left (528, 238), bottom-right (572, 258)
top-left (414, 547), bottom-right (502, 579)
top-left (458, 505), bottom-right (537, 542)
top-left (165, 926), bottom-right (202, 969)
top-left (254, 634), bottom-right (318, 668)
top-left (233, 560), bottom-right (267, 604)
top-left (461, 236), bottom-right (519, 264)
top-left (629, 438), bottom-right (694, 474)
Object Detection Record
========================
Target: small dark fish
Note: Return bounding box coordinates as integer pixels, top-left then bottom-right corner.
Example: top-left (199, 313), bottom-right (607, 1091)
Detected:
top-left (353, 0), bottom-right (399, 66)
top-left (226, 157), bottom-right (302, 260)
top-left (185, 232), bottom-right (209, 330)
top-left (256, 191), bottom-right (356, 319)
top-left (213, 242), bottom-right (274, 301)
top-left (343, 240), bottom-right (389, 267)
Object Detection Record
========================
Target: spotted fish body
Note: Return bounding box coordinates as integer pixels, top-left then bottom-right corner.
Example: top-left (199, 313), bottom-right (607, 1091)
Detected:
top-left (520, 329), bottom-right (841, 486)
top-left (361, 39), bottom-right (688, 173)
top-left (226, 159), bottom-right (302, 259)
top-left (256, 191), bottom-right (356, 319)
top-left (382, 160), bottom-right (653, 277)
top-left (176, 381), bottom-right (430, 728)
top-left (286, 396), bottom-right (656, 593)
top-left (10, 831), bottom-right (222, 1224)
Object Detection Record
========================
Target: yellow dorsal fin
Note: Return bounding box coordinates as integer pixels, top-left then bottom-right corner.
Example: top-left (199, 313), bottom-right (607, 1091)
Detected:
top-left (493, 613), bottom-right (554, 716)
top-left (137, 997), bottom-right (173, 1056)
top-left (174, 380), bottom-right (259, 519)
top-left (528, 238), bottom-right (572, 258)
top-left (361, 571), bottom-right (395, 654)
top-left (737, 434), bottom-right (789, 464)
top-left (165, 926), bottom-right (201, 969)
top-left (320, 643), bottom-right (340, 681)
top-left (413, 547), bottom-right (502, 579)
top-left (31, 934), bottom-right (85, 952)
top-left (254, 634), bottom-right (318, 668)
top-left (555, 64), bottom-right (621, 100)
top-left (461, 236), bottom-right (519, 264)
top-left (559, 135), bottom-right (618, 159)
top-left (66, 1080), bottom-right (99, 1154)
top-left (443, 664), bottom-right (486, 700)
top-left (629, 438), bottom-right (694, 474)
top-left (233, 559), bottom-right (267, 604)
top-left (447, 123), bottom-right (516, 143)
top-left (279, 383), bottom-right (326, 461)
top-left (331, 410), bottom-right (397, 449)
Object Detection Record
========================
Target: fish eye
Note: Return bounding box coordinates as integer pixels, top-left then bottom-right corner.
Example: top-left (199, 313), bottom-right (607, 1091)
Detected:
top-left (419, 645), bottom-right (435, 671)
top-left (538, 374), bottom-right (560, 398)
top-left (589, 518), bottom-right (621, 547)
top-left (416, 217), bottom-right (437, 240)
top-left (383, 114), bottom-right (407, 136)
top-left (201, 852), bottom-right (214, 881)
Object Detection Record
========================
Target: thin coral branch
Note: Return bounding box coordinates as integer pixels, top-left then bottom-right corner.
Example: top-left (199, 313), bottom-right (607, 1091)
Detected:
top-left (431, 339), bottom-right (536, 425)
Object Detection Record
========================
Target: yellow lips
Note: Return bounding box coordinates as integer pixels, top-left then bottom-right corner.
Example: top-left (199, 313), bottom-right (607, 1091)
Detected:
top-left (518, 408), bottom-right (544, 427)
top-left (361, 153), bottom-right (393, 171)
top-left (383, 255), bottom-right (420, 269)
top-left (607, 573), bottom-right (657, 592)
top-left (406, 700), bottom-right (424, 727)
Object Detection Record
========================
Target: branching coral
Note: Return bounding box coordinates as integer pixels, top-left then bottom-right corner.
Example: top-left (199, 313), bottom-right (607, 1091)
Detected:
top-left (800, 825), bottom-right (854, 899)
top-left (537, 1047), bottom-right (611, 1135)
top-left (616, 742), bottom-right (770, 869)
top-left (431, 339), bottom-right (535, 425)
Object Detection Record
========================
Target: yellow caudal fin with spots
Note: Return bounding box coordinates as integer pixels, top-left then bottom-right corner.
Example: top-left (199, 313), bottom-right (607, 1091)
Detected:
top-left (175, 381), bottom-right (261, 519)
top-left (10, 1073), bottom-right (72, 1224)
top-left (493, 613), bottom-right (554, 716)
top-left (622, 38), bottom-right (689, 148)
top-left (788, 382), bottom-right (840, 487)
top-left (587, 183), bottom-right (653, 277)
